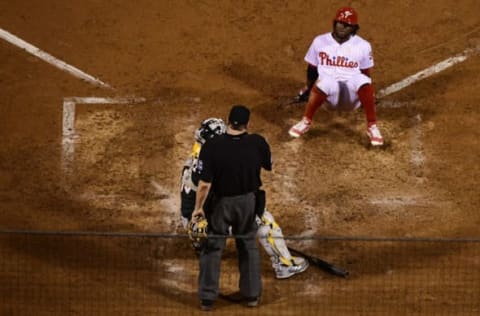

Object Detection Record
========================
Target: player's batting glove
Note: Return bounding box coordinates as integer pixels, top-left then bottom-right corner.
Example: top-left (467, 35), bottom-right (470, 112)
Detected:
top-left (296, 86), bottom-right (311, 102)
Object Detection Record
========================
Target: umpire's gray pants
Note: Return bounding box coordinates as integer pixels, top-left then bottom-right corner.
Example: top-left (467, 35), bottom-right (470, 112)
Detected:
top-left (199, 192), bottom-right (262, 301)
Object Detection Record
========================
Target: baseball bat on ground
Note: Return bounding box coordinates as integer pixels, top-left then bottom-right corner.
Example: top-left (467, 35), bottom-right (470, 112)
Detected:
top-left (276, 96), bottom-right (304, 109)
top-left (288, 247), bottom-right (349, 278)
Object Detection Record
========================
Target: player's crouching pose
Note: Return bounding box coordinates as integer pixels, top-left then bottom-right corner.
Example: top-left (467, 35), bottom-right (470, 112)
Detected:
top-left (289, 6), bottom-right (384, 146)
top-left (181, 118), bottom-right (309, 279)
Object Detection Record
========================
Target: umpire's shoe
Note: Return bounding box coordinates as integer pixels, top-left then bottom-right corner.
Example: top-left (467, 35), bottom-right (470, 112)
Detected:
top-left (246, 296), bottom-right (261, 307)
top-left (275, 256), bottom-right (309, 279)
top-left (220, 292), bottom-right (261, 307)
top-left (200, 299), bottom-right (214, 311)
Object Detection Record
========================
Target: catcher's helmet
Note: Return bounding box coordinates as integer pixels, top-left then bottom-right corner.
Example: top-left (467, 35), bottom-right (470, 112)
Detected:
top-left (334, 7), bottom-right (358, 26)
top-left (194, 118), bottom-right (226, 144)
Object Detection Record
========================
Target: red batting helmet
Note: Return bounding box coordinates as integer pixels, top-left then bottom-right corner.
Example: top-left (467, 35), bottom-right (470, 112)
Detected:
top-left (334, 7), bottom-right (358, 26)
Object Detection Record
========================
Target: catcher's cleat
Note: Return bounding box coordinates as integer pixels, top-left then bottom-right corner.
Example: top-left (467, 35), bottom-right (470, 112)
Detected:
top-left (289, 117), bottom-right (312, 138)
top-left (274, 256), bottom-right (309, 279)
top-left (366, 124), bottom-right (384, 146)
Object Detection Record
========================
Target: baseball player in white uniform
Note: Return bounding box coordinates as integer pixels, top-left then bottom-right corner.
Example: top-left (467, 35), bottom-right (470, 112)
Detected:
top-left (289, 7), bottom-right (384, 146)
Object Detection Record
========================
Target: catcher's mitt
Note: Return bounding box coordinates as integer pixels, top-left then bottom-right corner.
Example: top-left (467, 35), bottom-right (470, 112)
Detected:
top-left (188, 217), bottom-right (208, 251)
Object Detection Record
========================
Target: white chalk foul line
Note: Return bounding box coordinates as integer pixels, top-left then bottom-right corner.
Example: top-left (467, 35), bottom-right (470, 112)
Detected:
top-left (377, 47), bottom-right (478, 98)
top-left (0, 28), bottom-right (112, 89)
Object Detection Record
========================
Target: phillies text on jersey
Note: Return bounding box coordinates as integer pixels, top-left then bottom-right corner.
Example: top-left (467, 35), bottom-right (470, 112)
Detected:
top-left (305, 33), bottom-right (374, 81)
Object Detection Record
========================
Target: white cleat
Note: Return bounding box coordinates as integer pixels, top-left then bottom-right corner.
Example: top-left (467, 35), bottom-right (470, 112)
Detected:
top-left (288, 117), bottom-right (312, 138)
top-left (367, 124), bottom-right (384, 146)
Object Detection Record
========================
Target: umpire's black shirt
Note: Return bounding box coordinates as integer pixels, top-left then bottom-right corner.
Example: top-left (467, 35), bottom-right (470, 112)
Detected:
top-left (197, 132), bottom-right (272, 197)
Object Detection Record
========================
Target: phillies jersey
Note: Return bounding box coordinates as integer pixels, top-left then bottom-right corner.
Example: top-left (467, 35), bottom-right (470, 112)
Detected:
top-left (304, 33), bottom-right (374, 81)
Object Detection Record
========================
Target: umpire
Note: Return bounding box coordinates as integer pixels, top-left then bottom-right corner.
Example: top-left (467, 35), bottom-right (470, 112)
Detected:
top-left (192, 104), bottom-right (272, 310)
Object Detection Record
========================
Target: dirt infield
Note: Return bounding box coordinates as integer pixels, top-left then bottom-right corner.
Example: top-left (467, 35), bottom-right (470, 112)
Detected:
top-left (1, 0), bottom-right (479, 315)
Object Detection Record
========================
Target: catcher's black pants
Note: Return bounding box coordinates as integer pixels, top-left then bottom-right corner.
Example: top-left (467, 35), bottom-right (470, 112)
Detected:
top-left (198, 192), bottom-right (262, 301)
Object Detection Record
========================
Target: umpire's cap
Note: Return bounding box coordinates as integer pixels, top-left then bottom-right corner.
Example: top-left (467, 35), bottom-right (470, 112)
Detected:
top-left (228, 105), bottom-right (250, 127)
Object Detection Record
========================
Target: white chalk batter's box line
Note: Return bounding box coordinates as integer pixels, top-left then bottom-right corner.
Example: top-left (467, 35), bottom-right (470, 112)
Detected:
top-left (61, 97), bottom-right (147, 176)
top-left (62, 97), bottom-right (147, 137)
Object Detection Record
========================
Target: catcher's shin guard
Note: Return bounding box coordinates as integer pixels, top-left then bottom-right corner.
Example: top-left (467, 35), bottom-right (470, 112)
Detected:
top-left (256, 210), bottom-right (309, 279)
top-left (257, 210), bottom-right (293, 264)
